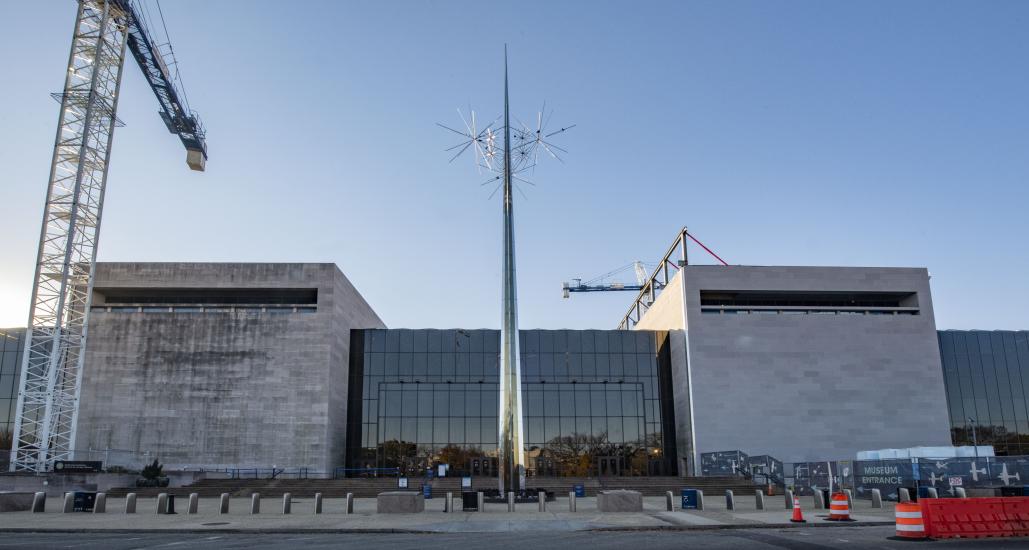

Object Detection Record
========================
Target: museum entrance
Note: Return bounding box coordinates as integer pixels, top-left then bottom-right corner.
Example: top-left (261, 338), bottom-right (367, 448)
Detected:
top-left (469, 456), bottom-right (496, 477)
top-left (597, 456), bottom-right (623, 477)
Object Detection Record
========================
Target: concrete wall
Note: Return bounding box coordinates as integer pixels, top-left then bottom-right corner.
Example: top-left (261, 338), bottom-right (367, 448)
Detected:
top-left (75, 263), bottom-right (384, 474)
top-left (636, 265), bottom-right (952, 468)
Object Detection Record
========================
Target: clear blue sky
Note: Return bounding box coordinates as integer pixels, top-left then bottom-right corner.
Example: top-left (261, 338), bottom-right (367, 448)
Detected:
top-left (1, 1), bottom-right (1027, 330)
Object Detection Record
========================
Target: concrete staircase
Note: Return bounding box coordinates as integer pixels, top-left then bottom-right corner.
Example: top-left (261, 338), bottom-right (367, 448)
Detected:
top-left (105, 475), bottom-right (760, 498)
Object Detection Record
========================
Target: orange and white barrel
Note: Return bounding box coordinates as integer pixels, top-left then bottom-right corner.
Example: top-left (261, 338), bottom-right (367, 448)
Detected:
top-left (828, 492), bottom-right (850, 520)
top-left (895, 502), bottom-right (926, 539)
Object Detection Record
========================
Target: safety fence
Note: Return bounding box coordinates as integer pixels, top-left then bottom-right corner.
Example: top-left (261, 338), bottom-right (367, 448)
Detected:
top-left (911, 497), bottom-right (1029, 538)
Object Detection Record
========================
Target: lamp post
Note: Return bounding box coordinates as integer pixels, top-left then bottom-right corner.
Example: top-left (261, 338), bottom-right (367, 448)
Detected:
top-left (967, 417), bottom-right (978, 461)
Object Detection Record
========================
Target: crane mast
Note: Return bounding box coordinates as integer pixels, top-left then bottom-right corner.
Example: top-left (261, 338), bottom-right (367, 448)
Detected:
top-left (9, 0), bottom-right (206, 473)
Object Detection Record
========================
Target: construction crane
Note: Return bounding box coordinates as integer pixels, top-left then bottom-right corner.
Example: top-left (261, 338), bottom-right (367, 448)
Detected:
top-left (9, 0), bottom-right (207, 473)
top-left (562, 261), bottom-right (651, 298)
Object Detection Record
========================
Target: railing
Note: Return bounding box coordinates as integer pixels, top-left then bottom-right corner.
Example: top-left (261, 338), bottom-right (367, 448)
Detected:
top-left (229, 467), bottom-right (309, 480)
top-left (333, 467), bottom-right (401, 479)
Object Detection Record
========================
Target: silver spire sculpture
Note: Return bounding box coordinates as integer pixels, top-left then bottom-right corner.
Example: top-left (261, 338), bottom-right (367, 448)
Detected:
top-left (439, 47), bottom-right (573, 494)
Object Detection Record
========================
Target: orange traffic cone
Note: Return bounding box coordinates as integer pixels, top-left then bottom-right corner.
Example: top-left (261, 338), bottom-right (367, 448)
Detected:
top-left (790, 496), bottom-right (806, 523)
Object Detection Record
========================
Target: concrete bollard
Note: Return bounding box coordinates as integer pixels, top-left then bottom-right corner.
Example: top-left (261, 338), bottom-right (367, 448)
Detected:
top-left (898, 488), bottom-right (911, 503)
top-left (219, 493), bottom-right (229, 514)
top-left (755, 490), bottom-right (765, 510)
top-left (188, 493), bottom-right (199, 514)
top-left (569, 491), bottom-right (576, 512)
top-left (125, 493), bottom-right (137, 514)
top-left (345, 492), bottom-right (354, 514)
top-left (477, 491), bottom-right (484, 512)
top-left (156, 493), bottom-right (168, 515)
top-left (695, 489), bottom-right (705, 511)
top-left (926, 487), bottom-right (938, 499)
top-left (665, 491), bottom-right (674, 511)
top-left (813, 490), bottom-right (825, 510)
top-left (31, 492), bottom-right (46, 513)
top-left (538, 491), bottom-right (545, 512)
top-left (871, 488), bottom-right (883, 508)
top-left (93, 493), bottom-right (106, 514)
top-left (725, 489), bottom-right (735, 511)
top-left (843, 489), bottom-right (853, 510)
top-left (507, 491), bottom-right (515, 512)
top-left (250, 493), bottom-right (261, 514)
top-left (314, 492), bottom-right (323, 514)
top-left (955, 487), bottom-right (967, 498)
top-left (62, 493), bottom-right (74, 513)
top-left (785, 489), bottom-right (794, 509)
top-left (282, 493), bottom-right (292, 514)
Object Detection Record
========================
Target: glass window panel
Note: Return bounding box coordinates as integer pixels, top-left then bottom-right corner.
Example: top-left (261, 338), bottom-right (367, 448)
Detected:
top-left (482, 385), bottom-right (498, 414)
top-left (465, 390), bottom-right (481, 416)
top-left (554, 353), bottom-right (569, 379)
top-left (368, 353), bottom-right (384, 376)
top-left (402, 387), bottom-right (418, 416)
top-left (544, 417), bottom-right (560, 443)
top-left (596, 355), bottom-right (610, 379)
top-left (608, 417), bottom-right (624, 441)
top-left (434, 389), bottom-right (448, 416)
top-left (568, 354), bottom-right (582, 380)
top-left (484, 331), bottom-right (500, 354)
top-left (484, 353), bottom-right (499, 380)
top-left (383, 390), bottom-right (403, 416)
top-left (575, 390), bottom-right (590, 416)
top-left (398, 354), bottom-right (413, 377)
top-left (469, 354), bottom-right (484, 379)
top-left (401, 418), bottom-right (417, 442)
top-left (427, 353), bottom-right (442, 374)
top-left (544, 388), bottom-right (560, 417)
top-left (418, 387), bottom-right (433, 416)
top-left (567, 330), bottom-right (581, 352)
top-left (580, 354), bottom-right (596, 380)
top-left (383, 418), bottom-right (401, 441)
top-left (434, 418), bottom-right (448, 443)
top-left (398, 329), bottom-right (413, 352)
top-left (449, 417), bottom-right (465, 442)
top-left (540, 331), bottom-right (554, 353)
top-left (609, 354), bottom-right (623, 379)
top-left (593, 331), bottom-right (608, 353)
top-left (455, 353), bottom-right (470, 380)
top-left (554, 331), bottom-right (568, 353)
top-left (575, 417), bottom-right (591, 436)
top-left (417, 418), bottom-right (432, 443)
top-left (637, 355), bottom-right (656, 378)
top-left (385, 330), bottom-right (400, 352)
top-left (622, 354), bottom-right (638, 378)
top-left (636, 331), bottom-right (652, 354)
top-left (449, 390), bottom-right (465, 416)
top-left (427, 329), bottom-right (442, 352)
top-left (622, 388), bottom-right (639, 417)
top-left (454, 329), bottom-right (471, 353)
top-left (523, 353), bottom-right (540, 378)
top-left (441, 353), bottom-right (455, 380)
top-left (559, 389), bottom-right (575, 416)
top-left (560, 416), bottom-right (574, 436)
top-left (369, 330), bottom-right (386, 352)
top-left (482, 420), bottom-right (498, 444)
top-left (623, 418), bottom-right (640, 443)
top-left (581, 331), bottom-right (595, 353)
top-left (607, 331), bottom-right (622, 353)
top-left (528, 417), bottom-right (543, 444)
top-left (606, 389), bottom-right (621, 416)
top-left (520, 330), bottom-right (538, 353)
top-left (384, 353), bottom-right (399, 379)
top-left (526, 390), bottom-right (543, 414)
top-left (412, 353), bottom-right (428, 378)
top-left (540, 354), bottom-right (554, 380)
top-left (469, 330), bottom-right (484, 353)
top-left (591, 389), bottom-right (606, 416)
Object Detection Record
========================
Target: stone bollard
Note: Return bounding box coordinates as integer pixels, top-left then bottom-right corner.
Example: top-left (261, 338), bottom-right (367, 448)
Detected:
top-left (665, 491), bottom-right (674, 511)
top-left (62, 493), bottom-right (74, 513)
top-left (898, 488), bottom-right (911, 503)
top-left (125, 493), bottom-right (137, 514)
top-left (345, 492), bottom-right (354, 514)
top-left (843, 489), bottom-right (854, 510)
top-left (870, 488), bottom-right (883, 508)
top-left (188, 493), bottom-right (199, 514)
top-left (31, 492), bottom-right (46, 513)
top-left (926, 487), bottom-right (938, 499)
top-left (507, 491), bottom-right (515, 512)
top-left (538, 491), bottom-right (546, 512)
top-left (156, 493), bottom-right (168, 515)
top-left (725, 489), bottom-right (735, 511)
top-left (251, 493), bottom-right (261, 514)
top-left (282, 493), bottom-right (292, 514)
top-left (755, 490), bottom-right (765, 510)
top-left (314, 492), bottom-right (323, 514)
top-left (568, 491), bottom-right (576, 512)
top-left (93, 493), bottom-right (107, 514)
top-left (785, 490), bottom-right (794, 509)
top-left (477, 491), bottom-right (484, 512)
top-left (813, 490), bottom-right (825, 510)
top-left (695, 489), bottom-right (705, 511)
top-left (219, 493), bottom-right (230, 514)
top-left (955, 487), bottom-right (967, 498)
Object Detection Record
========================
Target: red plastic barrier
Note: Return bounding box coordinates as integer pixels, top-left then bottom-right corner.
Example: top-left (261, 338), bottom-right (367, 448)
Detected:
top-left (920, 497), bottom-right (1029, 539)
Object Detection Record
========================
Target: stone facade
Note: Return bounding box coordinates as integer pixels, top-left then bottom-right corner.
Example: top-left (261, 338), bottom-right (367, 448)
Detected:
top-left (74, 263), bottom-right (384, 473)
top-left (634, 265), bottom-right (953, 472)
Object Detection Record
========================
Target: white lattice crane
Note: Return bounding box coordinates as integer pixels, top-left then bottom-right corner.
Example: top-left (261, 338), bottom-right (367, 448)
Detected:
top-left (9, 0), bottom-right (207, 473)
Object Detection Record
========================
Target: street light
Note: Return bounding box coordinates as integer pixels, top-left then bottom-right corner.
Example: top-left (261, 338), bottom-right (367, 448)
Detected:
top-left (967, 417), bottom-right (979, 461)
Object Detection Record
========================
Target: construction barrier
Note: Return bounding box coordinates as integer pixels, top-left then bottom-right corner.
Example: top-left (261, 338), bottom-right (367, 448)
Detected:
top-left (895, 502), bottom-right (926, 539)
top-left (827, 492), bottom-right (851, 521)
top-left (919, 497), bottom-right (1029, 539)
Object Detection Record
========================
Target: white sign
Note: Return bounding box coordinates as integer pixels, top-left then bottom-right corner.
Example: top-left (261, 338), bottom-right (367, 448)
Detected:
top-left (398, 477), bottom-right (408, 488)
top-left (438, 464), bottom-right (446, 478)
top-left (949, 476), bottom-right (963, 486)
top-left (462, 476), bottom-right (472, 489)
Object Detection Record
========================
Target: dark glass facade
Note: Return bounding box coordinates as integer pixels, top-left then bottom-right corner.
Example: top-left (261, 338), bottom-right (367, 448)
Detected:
top-left (939, 330), bottom-right (1029, 456)
top-left (0, 328), bottom-right (25, 457)
top-left (347, 329), bottom-right (676, 477)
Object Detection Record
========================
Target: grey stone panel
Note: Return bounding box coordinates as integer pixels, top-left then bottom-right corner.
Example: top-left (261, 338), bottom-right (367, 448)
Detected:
top-left (597, 490), bottom-right (643, 512)
top-left (376, 491), bottom-right (425, 513)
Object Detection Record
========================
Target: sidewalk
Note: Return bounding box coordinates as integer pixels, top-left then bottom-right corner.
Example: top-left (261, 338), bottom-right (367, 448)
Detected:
top-left (0, 495), bottom-right (897, 533)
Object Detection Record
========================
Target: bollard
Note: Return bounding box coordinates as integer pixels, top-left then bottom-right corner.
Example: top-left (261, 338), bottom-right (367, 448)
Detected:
top-left (477, 491), bottom-right (484, 512)
top-left (695, 489), bottom-right (705, 511)
top-left (755, 490), bottom-right (765, 510)
top-left (220, 493), bottom-right (230, 514)
top-left (507, 491), bottom-right (515, 512)
top-left (843, 489), bottom-right (854, 511)
top-left (156, 493), bottom-right (168, 515)
top-left (537, 491), bottom-right (545, 512)
top-left (31, 492), bottom-right (46, 513)
top-left (282, 492), bottom-right (292, 514)
top-left (188, 493), bottom-right (199, 514)
top-left (898, 488), bottom-right (911, 503)
top-left (125, 493), bottom-right (137, 514)
top-left (62, 492), bottom-right (74, 513)
top-left (92, 493), bottom-right (106, 514)
top-left (725, 489), bottom-right (735, 511)
top-left (346, 492), bottom-right (354, 514)
top-left (785, 490), bottom-right (794, 509)
top-left (870, 488), bottom-right (883, 508)
top-left (955, 487), bottom-right (967, 498)
top-left (569, 491), bottom-right (576, 512)
top-left (314, 492), bottom-right (322, 514)
top-left (251, 493), bottom-right (261, 514)
top-left (813, 491), bottom-right (825, 510)
top-left (925, 487), bottom-right (938, 499)
top-left (665, 491), bottom-right (673, 511)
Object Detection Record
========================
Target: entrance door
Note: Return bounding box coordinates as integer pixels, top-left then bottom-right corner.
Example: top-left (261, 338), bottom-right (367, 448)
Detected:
top-left (597, 456), bottom-right (622, 477)
top-left (469, 457), bottom-right (495, 477)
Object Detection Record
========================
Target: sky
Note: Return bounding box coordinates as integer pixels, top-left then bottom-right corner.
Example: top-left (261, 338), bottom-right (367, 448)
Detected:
top-left (0, 0), bottom-right (1027, 331)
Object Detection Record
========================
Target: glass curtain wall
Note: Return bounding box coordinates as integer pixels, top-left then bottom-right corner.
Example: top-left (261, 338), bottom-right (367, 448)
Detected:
top-left (0, 328), bottom-right (25, 467)
top-left (347, 329), bottom-right (674, 477)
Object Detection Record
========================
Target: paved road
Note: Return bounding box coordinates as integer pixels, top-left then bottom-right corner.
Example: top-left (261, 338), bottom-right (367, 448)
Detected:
top-left (0, 527), bottom-right (1023, 549)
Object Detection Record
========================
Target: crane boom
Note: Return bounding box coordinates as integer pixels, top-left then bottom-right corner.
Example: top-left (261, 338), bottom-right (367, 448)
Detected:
top-left (9, 0), bottom-right (206, 473)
